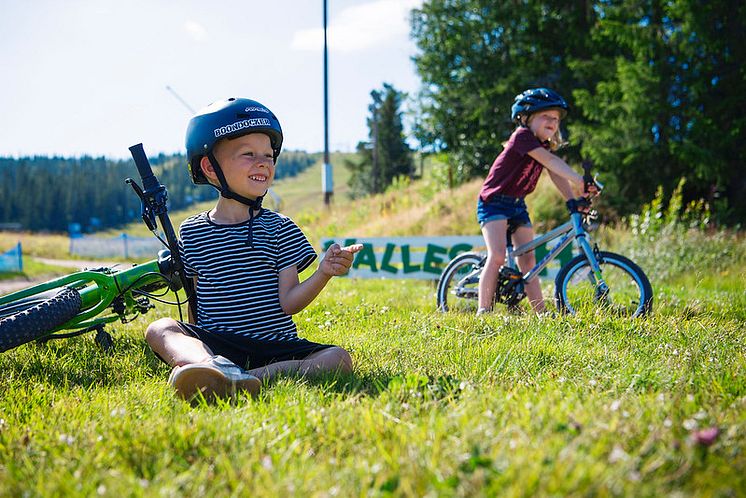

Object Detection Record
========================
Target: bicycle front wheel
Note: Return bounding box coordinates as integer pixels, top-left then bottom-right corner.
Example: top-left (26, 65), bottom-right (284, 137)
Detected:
top-left (436, 252), bottom-right (483, 313)
top-left (554, 251), bottom-right (652, 317)
top-left (0, 287), bottom-right (82, 352)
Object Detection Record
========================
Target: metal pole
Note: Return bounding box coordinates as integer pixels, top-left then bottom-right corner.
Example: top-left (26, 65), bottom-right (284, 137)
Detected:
top-left (322, 0), bottom-right (333, 205)
top-left (165, 85), bottom-right (196, 114)
top-left (372, 105), bottom-right (379, 193)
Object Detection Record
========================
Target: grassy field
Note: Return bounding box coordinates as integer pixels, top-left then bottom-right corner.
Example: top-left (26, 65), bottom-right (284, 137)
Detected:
top-left (1, 159), bottom-right (745, 496)
top-left (0, 258), bottom-right (744, 496)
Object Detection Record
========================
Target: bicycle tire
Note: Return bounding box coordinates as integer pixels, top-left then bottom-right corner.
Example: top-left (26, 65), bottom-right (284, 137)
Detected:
top-left (0, 287), bottom-right (82, 352)
top-left (0, 289), bottom-right (61, 320)
top-left (436, 252), bottom-right (484, 313)
top-left (554, 251), bottom-right (653, 317)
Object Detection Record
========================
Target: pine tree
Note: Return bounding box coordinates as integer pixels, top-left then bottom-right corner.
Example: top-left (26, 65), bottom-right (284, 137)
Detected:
top-left (346, 83), bottom-right (413, 197)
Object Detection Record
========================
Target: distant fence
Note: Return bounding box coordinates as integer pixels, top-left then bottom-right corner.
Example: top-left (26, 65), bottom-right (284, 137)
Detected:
top-left (0, 223), bottom-right (23, 232)
top-left (0, 242), bottom-right (23, 273)
top-left (69, 233), bottom-right (164, 259)
top-left (320, 235), bottom-right (575, 280)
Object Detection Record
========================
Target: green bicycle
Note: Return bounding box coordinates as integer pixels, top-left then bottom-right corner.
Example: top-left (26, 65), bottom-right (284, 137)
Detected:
top-left (0, 144), bottom-right (190, 352)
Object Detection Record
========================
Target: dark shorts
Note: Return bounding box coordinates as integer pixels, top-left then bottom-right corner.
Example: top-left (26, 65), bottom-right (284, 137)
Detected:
top-left (164, 322), bottom-right (335, 370)
top-left (477, 195), bottom-right (532, 229)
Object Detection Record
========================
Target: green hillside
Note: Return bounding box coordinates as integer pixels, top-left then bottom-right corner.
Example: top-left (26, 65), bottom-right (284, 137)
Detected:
top-left (0, 153), bottom-right (645, 262)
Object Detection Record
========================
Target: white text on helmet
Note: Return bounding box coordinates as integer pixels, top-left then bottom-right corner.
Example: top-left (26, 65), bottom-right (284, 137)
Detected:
top-left (214, 118), bottom-right (272, 138)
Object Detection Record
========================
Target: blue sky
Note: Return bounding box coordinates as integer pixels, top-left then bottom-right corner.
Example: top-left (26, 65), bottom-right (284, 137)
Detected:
top-left (0, 0), bottom-right (423, 159)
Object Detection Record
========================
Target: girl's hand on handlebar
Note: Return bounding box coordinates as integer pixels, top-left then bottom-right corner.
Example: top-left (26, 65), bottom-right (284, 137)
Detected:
top-left (584, 176), bottom-right (603, 196)
top-left (566, 197), bottom-right (592, 214)
top-left (581, 159), bottom-right (603, 197)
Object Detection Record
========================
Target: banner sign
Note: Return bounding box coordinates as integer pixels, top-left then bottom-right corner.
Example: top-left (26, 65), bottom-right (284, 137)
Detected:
top-left (0, 242), bottom-right (23, 273)
top-left (320, 235), bottom-right (574, 280)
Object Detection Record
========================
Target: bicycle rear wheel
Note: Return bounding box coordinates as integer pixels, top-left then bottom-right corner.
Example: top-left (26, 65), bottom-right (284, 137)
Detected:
top-left (554, 251), bottom-right (652, 317)
top-left (0, 287), bottom-right (82, 352)
top-left (436, 252), bottom-right (483, 313)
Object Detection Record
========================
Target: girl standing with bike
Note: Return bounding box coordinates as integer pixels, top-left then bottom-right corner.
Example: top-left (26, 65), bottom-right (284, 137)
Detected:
top-left (477, 88), bottom-right (598, 314)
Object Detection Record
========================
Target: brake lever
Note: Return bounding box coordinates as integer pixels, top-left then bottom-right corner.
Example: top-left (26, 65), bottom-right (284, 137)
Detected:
top-left (581, 160), bottom-right (604, 195)
top-left (593, 176), bottom-right (604, 192)
top-left (125, 178), bottom-right (157, 232)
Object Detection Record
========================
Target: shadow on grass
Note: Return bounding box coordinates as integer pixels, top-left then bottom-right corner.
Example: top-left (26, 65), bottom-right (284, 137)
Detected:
top-left (0, 337), bottom-right (169, 389)
top-left (2, 336), bottom-right (468, 405)
top-left (289, 368), bottom-right (467, 403)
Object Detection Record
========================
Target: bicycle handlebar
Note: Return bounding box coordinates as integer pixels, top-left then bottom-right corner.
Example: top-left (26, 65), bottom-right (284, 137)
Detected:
top-left (127, 143), bottom-right (185, 291)
top-left (581, 160), bottom-right (604, 194)
top-left (129, 144), bottom-right (159, 193)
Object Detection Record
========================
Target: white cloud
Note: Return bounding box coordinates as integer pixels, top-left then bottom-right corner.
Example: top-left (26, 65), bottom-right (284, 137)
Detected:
top-left (291, 0), bottom-right (421, 53)
top-left (183, 20), bottom-right (208, 42)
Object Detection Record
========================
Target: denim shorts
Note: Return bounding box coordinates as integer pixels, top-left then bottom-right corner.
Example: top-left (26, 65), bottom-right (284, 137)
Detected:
top-left (477, 195), bottom-right (532, 228)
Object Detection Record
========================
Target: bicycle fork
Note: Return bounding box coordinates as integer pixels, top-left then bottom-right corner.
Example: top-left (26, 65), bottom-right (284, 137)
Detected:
top-left (572, 215), bottom-right (609, 299)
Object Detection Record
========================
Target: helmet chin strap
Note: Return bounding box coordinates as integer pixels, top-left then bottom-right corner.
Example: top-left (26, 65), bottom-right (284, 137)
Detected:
top-left (207, 151), bottom-right (265, 209)
top-left (207, 151), bottom-right (264, 247)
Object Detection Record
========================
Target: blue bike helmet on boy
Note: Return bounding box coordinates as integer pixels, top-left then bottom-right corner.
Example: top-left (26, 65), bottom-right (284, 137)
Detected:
top-left (185, 97), bottom-right (283, 207)
top-left (511, 88), bottom-right (569, 124)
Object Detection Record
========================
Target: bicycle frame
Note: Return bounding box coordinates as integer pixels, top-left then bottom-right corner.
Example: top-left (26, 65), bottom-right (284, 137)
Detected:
top-left (505, 211), bottom-right (607, 291)
top-left (0, 260), bottom-right (167, 333)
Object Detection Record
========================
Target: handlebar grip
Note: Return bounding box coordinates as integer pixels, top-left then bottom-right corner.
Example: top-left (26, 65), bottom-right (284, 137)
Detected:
top-left (128, 143), bottom-right (159, 192)
top-left (582, 160), bottom-right (593, 173)
top-left (581, 160), bottom-right (595, 193)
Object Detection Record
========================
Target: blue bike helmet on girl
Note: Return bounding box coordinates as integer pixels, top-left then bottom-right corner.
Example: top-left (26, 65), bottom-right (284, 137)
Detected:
top-left (510, 88), bottom-right (569, 124)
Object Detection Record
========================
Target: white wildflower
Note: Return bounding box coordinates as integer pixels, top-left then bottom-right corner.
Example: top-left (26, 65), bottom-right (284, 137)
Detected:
top-left (608, 445), bottom-right (629, 463)
top-left (682, 419), bottom-right (698, 431)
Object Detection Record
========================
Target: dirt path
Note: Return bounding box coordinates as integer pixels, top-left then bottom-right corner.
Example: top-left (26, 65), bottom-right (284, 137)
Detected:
top-left (34, 258), bottom-right (125, 270)
top-left (0, 278), bottom-right (40, 295)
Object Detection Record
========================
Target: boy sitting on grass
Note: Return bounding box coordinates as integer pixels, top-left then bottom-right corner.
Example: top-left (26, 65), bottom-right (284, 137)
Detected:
top-left (144, 97), bottom-right (361, 401)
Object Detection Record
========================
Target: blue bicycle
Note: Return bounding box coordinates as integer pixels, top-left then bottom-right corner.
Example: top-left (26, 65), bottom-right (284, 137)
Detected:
top-left (436, 168), bottom-right (652, 317)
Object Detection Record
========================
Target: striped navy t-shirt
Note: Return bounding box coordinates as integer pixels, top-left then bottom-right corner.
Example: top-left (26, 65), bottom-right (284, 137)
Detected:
top-left (178, 210), bottom-right (317, 341)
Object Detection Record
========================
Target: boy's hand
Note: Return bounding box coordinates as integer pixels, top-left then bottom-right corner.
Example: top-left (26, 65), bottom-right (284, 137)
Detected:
top-left (320, 243), bottom-right (363, 277)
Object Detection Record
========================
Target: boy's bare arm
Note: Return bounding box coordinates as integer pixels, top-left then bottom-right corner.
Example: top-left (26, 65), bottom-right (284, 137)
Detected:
top-left (278, 244), bottom-right (363, 315)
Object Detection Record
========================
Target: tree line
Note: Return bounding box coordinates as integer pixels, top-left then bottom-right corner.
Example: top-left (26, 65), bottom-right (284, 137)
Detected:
top-left (405, 0), bottom-right (745, 224)
top-left (0, 151), bottom-right (317, 232)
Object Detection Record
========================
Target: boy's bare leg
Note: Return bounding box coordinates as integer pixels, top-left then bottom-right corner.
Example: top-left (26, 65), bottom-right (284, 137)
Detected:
top-left (145, 317), bottom-right (214, 367)
top-left (513, 226), bottom-right (546, 313)
top-left (146, 318), bottom-right (261, 399)
top-left (146, 319), bottom-right (351, 385)
top-left (247, 347), bottom-right (353, 381)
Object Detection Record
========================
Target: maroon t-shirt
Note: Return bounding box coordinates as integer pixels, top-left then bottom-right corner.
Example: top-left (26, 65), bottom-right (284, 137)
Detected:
top-left (479, 127), bottom-right (547, 201)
